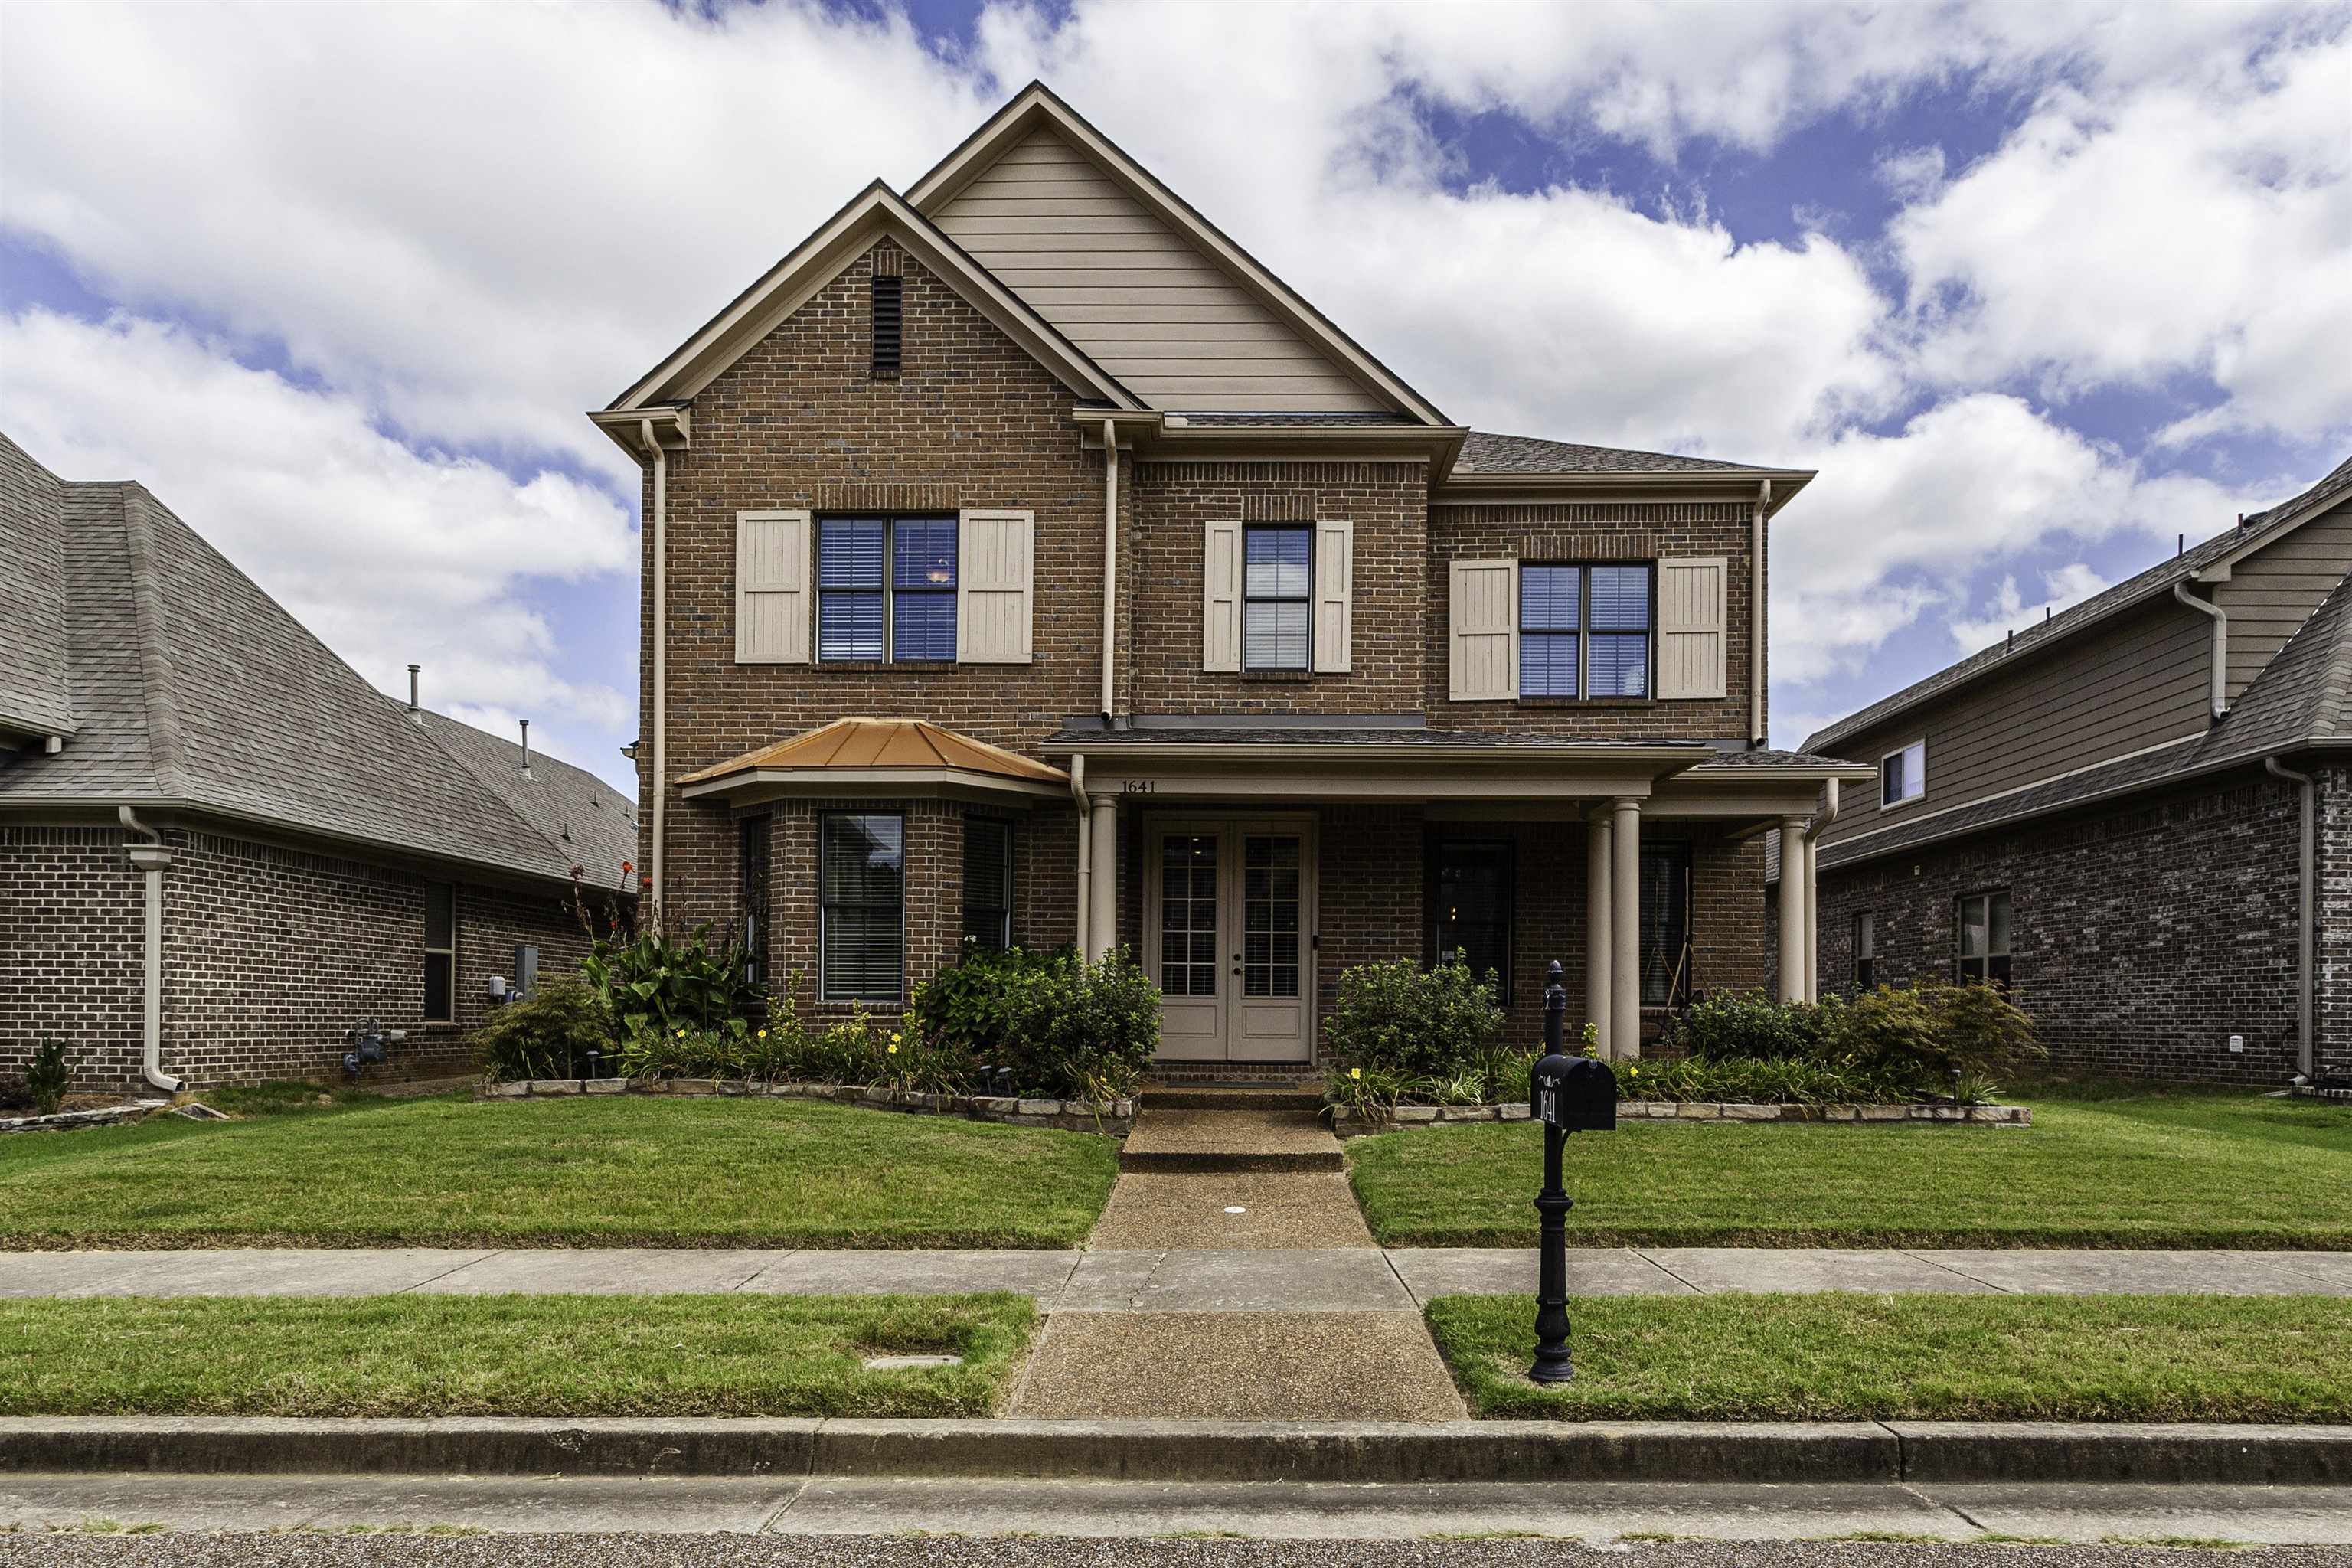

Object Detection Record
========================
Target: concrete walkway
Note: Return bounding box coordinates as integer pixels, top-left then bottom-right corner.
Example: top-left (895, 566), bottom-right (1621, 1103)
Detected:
top-left (7, 1244), bottom-right (2350, 1302)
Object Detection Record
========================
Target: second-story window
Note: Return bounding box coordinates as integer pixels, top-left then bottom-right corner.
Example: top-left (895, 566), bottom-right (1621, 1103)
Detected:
top-left (1881, 739), bottom-right (1926, 807)
top-left (818, 516), bottom-right (957, 663)
top-left (1518, 564), bottom-right (1653, 697)
top-left (1243, 525), bottom-right (1312, 671)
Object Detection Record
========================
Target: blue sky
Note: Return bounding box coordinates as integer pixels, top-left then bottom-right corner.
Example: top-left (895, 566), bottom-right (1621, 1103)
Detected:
top-left (2, 0), bottom-right (2347, 788)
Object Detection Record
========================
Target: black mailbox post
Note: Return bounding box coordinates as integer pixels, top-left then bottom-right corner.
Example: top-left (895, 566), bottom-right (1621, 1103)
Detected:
top-left (1529, 959), bottom-right (1617, 1383)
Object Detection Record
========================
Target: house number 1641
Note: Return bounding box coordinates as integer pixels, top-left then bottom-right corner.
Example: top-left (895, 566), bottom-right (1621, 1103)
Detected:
top-left (1119, 780), bottom-right (1157, 795)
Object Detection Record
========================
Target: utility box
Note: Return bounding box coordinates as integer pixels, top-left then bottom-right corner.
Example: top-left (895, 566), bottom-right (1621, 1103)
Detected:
top-left (1531, 1054), bottom-right (1619, 1132)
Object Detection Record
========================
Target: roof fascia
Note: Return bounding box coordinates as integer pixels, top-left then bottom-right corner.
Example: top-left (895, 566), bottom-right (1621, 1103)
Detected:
top-left (604, 183), bottom-right (1142, 416)
top-left (1041, 738), bottom-right (1710, 766)
top-left (678, 767), bottom-right (1064, 805)
top-left (906, 83), bottom-right (1452, 428)
top-left (1127, 423), bottom-right (1469, 468)
top-left (1435, 469), bottom-right (1814, 511)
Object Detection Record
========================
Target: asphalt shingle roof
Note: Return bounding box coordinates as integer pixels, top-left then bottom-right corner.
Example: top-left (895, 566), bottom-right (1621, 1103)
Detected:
top-left (414, 709), bottom-right (639, 889)
top-left (0, 435), bottom-right (75, 739)
top-left (1453, 432), bottom-right (1775, 476)
top-left (0, 433), bottom-right (634, 888)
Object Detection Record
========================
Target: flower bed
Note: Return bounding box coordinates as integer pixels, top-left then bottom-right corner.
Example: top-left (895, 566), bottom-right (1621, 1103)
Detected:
top-left (1327, 1099), bottom-right (2029, 1137)
top-left (476, 1076), bottom-right (1133, 1135)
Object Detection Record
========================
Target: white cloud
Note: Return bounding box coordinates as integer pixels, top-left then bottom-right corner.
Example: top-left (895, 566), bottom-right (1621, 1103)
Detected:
top-left (1946, 563), bottom-right (2113, 653)
top-left (0, 309), bottom-right (636, 782)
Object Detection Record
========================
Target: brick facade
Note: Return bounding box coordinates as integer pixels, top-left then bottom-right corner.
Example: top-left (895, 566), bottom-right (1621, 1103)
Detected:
top-left (1809, 764), bottom-right (2331, 1086)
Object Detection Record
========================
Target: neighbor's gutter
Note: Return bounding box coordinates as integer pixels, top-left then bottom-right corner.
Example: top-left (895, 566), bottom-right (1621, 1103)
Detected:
top-left (1752, 479), bottom-right (1771, 747)
top-left (118, 806), bottom-right (180, 1093)
top-left (1099, 419), bottom-right (1120, 724)
top-left (2174, 581), bottom-right (2230, 721)
top-left (1070, 754), bottom-right (1093, 950)
top-left (1800, 779), bottom-right (1840, 1003)
top-left (644, 417), bottom-right (668, 922)
top-left (2267, 756), bottom-right (2316, 1079)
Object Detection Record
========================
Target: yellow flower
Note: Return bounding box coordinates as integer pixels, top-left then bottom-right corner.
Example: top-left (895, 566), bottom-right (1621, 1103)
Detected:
top-left (675, 1027), bottom-right (685, 1038)
top-left (890, 1031), bottom-right (902, 1044)
top-left (1629, 1066), bottom-right (1640, 1077)
top-left (887, 1043), bottom-right (899, 1055)
top-left (1349, 1067), bottom-right (1361, 1080)
top-left (757, 1029), bottom-right (767, 1040)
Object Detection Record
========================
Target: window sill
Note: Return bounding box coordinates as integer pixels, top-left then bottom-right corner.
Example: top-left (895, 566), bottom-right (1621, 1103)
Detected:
top-left (1516, 696), bottom-right (1653, 709)
top-left (814, 660), bottom-right (958, 672)
top-left (1240, 670), bottom-right (1317, 682)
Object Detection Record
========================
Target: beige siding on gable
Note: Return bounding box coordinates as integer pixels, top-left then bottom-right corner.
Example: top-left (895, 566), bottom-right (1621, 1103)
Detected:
top-left (933, 129), bottom-right (1389, 412)
top-left (2215, 501), bottom-right (2352, 703)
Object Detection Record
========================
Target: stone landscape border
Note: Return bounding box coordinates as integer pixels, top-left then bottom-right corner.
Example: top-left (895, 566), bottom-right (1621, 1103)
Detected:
top-left (0, 1099), bottom-right (172, 1136)
top-left (1328, 1100), bottom-right (2029, 1136)
top-left (478, 1076), bottom-right (1133, 1135)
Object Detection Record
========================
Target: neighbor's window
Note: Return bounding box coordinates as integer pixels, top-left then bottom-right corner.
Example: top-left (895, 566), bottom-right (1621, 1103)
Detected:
top-left (1853, 910), bottom-right (1875, 991)
top-left (1243, 525), bottom-right (1312, 671)
top-left (962, 817), bottom-right (1014, 952)
top-left (423, 882), bottom-right (456, 1023)
top-left (739, 815), bottom-right (771, 988)
top-left (1956, 890), bottom-right (2011, 987)
top-left (817, 516), bottom-right (958, 662)
top-left (1638, 842), bottom-right (1691, 1008)
top-left (1518, 564), bottom-right (1652, 698)
top-left (820, 812), bottom-right (905, 1001)
top-left (1430, 840), bottom-right (1513, 1004)
top-left (1881, 739), bottom-right (1926, 807)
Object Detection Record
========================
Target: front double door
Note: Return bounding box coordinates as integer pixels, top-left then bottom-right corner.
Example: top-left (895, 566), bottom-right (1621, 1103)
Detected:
top-left (1145, 815), bottom-right (1316, 1063)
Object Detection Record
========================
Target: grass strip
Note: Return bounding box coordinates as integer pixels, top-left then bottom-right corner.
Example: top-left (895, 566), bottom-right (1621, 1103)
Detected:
top-left (1349, 1093), bottom-right (2352, 1249)
top-left (0, 1293), bottom-right (1035, 1418)
top-left (1426, 1292), bottom-right (2352, 1422)
top-left (0, 1093), bottom-right (1119, 1250)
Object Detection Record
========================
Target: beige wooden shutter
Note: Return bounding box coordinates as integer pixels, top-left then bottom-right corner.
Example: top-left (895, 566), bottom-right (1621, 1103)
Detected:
top-left (736, 508), bottom-right (810, 664)
top-left (1312, 518), bottom-right (1353, 674)
top-left (1449, 557), bottom-right (1518, 701)
top-left (1203, 519), bottom-right (1242, 672)
top-left (1657, 557), bottom-right (1727, 699)
top-left (956, 509), bottom-right (1034, 664)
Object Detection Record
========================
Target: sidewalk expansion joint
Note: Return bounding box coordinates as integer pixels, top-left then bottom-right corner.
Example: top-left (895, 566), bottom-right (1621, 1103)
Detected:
top-left (1633, 1248), bottom-right (1707, 1295)
top-left (1900, 1249), bottom-right (2014, 1293)
top-left (394, 1250), bottom-right (505, 1294)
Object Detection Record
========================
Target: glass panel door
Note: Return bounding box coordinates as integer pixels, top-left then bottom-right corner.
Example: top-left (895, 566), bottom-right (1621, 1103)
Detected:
top-left (1159, 835), bottom-right (1220, 997)
top-left (1242, 835), bottom-right (1302, 998)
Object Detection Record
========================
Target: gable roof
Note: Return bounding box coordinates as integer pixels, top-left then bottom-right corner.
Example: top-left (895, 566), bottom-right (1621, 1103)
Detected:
top-left (0, 433), bottom-right (635, 888)
top-left (604, 181), bottom-right (1142, 420)
top-left (906, 83), bottom-right (1450, 426)
top-left (2189, 555), bottom-right (2352, 763)
top-left (0, 433), bottom-right (75, 741)
top-left (1805, 453), bottom-right (2352, 755)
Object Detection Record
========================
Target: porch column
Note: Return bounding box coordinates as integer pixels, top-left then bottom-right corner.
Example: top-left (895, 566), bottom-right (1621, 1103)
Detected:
top-left (1803, 834), bottom-right (1820, 1003)
top-left (1778, 816), bottom-right (1808, 1001)
top-left (1584, 810), bottom-right (1612, 1050)
top-left (1610, 796), bottom-right (1641, 1060)
top-left (1087, 796), bottom-right (1119, 962)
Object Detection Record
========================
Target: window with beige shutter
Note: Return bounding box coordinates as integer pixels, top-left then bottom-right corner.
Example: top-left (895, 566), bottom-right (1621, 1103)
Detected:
top-left (1656, 557), bottom-right (1727, 699)
top-left (1449, 557), bottom-right (1518, 701)
top-left (1312, 519), bottom-right (1353, 674)
top-left (736, 509), bottom-right (811, 664)
top-left (1202, 519), bottom-right (1243, 672)
top-left (956, 509), bottom-right (1034, 664)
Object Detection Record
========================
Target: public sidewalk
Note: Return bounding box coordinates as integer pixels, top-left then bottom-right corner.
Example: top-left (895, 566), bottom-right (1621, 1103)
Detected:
top-left (5, 1243), bottom-right (2350, 1303)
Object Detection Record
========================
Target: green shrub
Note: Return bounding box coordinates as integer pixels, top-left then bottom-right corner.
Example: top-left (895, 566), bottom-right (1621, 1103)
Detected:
top-left (995, 948), bottom-right (1161, 1102)
top-left (1825, 979), bottom-right (2043, 1085)
top-left (473, 978), bottom-right (617, 1083)
top-left (1610, 1054), bottom-right (1916, 1106)
top-left (908, 941), bottom-right (1054, 1057)
top-left (1663, 990), bottom-right (1833, 1060)
top-left (24, 1036), bottom-right (75, 1117)
top-left (1321, 953), bottom-right (1507, 1079)
top-left (580, 923), bottom-right (765, 1038)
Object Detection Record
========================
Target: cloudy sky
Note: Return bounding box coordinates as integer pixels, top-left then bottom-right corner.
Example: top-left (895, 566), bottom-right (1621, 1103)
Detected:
top-left (3, 0), bottom-right (2347, 787)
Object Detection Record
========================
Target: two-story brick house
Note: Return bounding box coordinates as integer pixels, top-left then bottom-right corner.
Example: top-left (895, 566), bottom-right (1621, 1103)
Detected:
top-left (1785, 454), bottom-right (2352, 1086)
top-left (596, 83), bottom-right (1870, 1065)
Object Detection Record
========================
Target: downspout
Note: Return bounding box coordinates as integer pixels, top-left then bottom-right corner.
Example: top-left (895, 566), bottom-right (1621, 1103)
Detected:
top-left (1070, 754), bottom-right (1092, 950)
top-left (1099, 419), bottom-right (1120, 723)
top-left (118, 807), bottom-right (180, 1093)
top-left (2266, 756), bottom-right (2316, 1079)
top-left (1800, 779), bottom-right (1840, 1003)
top-left (2174, 582), bottom-right (2230, 721)
top-left (643, 418), bottom-right (668, 922)
top-left (1751, 479), bottom-right (1771, 746)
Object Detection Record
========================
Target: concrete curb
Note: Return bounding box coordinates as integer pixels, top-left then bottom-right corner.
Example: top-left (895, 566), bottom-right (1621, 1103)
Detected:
top-left (4, 1417), bottom-right (2345, 1485)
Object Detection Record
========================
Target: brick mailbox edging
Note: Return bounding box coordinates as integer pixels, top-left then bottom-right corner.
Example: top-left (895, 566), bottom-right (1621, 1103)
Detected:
top-left (476, 1077), bottom-right (1133, 1136)
top-left (1327, 1100), bottom-right (2030, 1138)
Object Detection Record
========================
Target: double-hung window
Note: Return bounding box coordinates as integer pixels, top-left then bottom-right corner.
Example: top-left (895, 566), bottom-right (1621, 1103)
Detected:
top-left (1518, 564), bottom-right (1653, 697)
top-left (1243, 525), bottom-right (1312, 671)
top-left (817, 516), bottom-right (957, 662)
top-left (820, 812), bottom-right (905, 1001)
top-left (1853, 910), bottom-right (1875, 991)
top-left (1429, 840), bottom-right (1513, 1003)
top-left (962, 818), bottom-right (1014, 952)
top-left (1881, 740), bottom-right (1926, 807)
top-left (1955, 890), bottom-right (2011, 987)
top-left (1638, 843), bottom-right (1691, 1008)
top-left (423, 882), bottom-right (456, 1023)
top-left (739, 816), bottom-right (771, 988)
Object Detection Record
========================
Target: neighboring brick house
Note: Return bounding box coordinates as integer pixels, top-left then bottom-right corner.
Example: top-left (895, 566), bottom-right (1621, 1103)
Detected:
top-left (0, 433), bottom-right (636, 1096)
top-left (596, 83), bottom-right (1869, 1067)
top-left (1778, 455), bottom-right (2352, 1087)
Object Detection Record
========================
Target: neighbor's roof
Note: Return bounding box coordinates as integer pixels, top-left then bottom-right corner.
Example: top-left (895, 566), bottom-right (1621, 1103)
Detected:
top-left (413, 709), bottom-right (638, 889)
top-left (681, 717), bottom-right (1068, 788)
top-left (0, 436), bottom-right (75, 740)
top-left (0, 431), bottom-right (635, 888)
top-left (1805, 453), bottom-right (2352, 755)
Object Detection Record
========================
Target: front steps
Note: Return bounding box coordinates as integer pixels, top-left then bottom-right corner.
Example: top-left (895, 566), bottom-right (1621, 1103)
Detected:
top-left (1118, 1106), bottom-right (1343, 1173)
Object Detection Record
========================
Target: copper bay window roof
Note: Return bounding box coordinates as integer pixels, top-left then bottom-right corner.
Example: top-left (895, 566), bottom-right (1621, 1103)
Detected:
top-left (677, 717), bottom-right (1068, 802)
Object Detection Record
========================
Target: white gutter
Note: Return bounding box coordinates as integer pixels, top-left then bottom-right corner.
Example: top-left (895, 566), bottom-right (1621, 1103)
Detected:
top-left (1752, 479), bottom-right (1771, 746)
top-left (1099, 419), bottom-right (1119, 721)
top-left (118, 806), bottom-right (180, 1093)
top-left (2266, 756), bottom-right (2316, 1079)
top-left (1069, 754), bottom-right (1092, 949)
top-left (644, 418), bottom-right (668, 921)
top-left (2173, 581), bottom-right (2230, 721)
top-left (1800, 778), bottom-right (1840, 1002)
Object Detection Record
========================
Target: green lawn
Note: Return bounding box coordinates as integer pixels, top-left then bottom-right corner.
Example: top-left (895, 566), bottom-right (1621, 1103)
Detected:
top-left (1349, 1092), bottom-right (2352, 1248)
top-left (0, 1293), bottom-right (1033, 1417)
top-left (0, 1092), bottom-right (1119, 1249)
top-left (1426, 1292), bottom-right (2352, 1422)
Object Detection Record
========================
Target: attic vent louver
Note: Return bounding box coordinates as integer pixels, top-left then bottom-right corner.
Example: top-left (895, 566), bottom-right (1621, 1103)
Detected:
top-left (870, 273), bottom-right (903, 378)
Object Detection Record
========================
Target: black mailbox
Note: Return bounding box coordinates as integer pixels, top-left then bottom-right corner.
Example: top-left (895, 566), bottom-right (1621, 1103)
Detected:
top-left (1531, 1053), bottom-right (1617, 1132)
